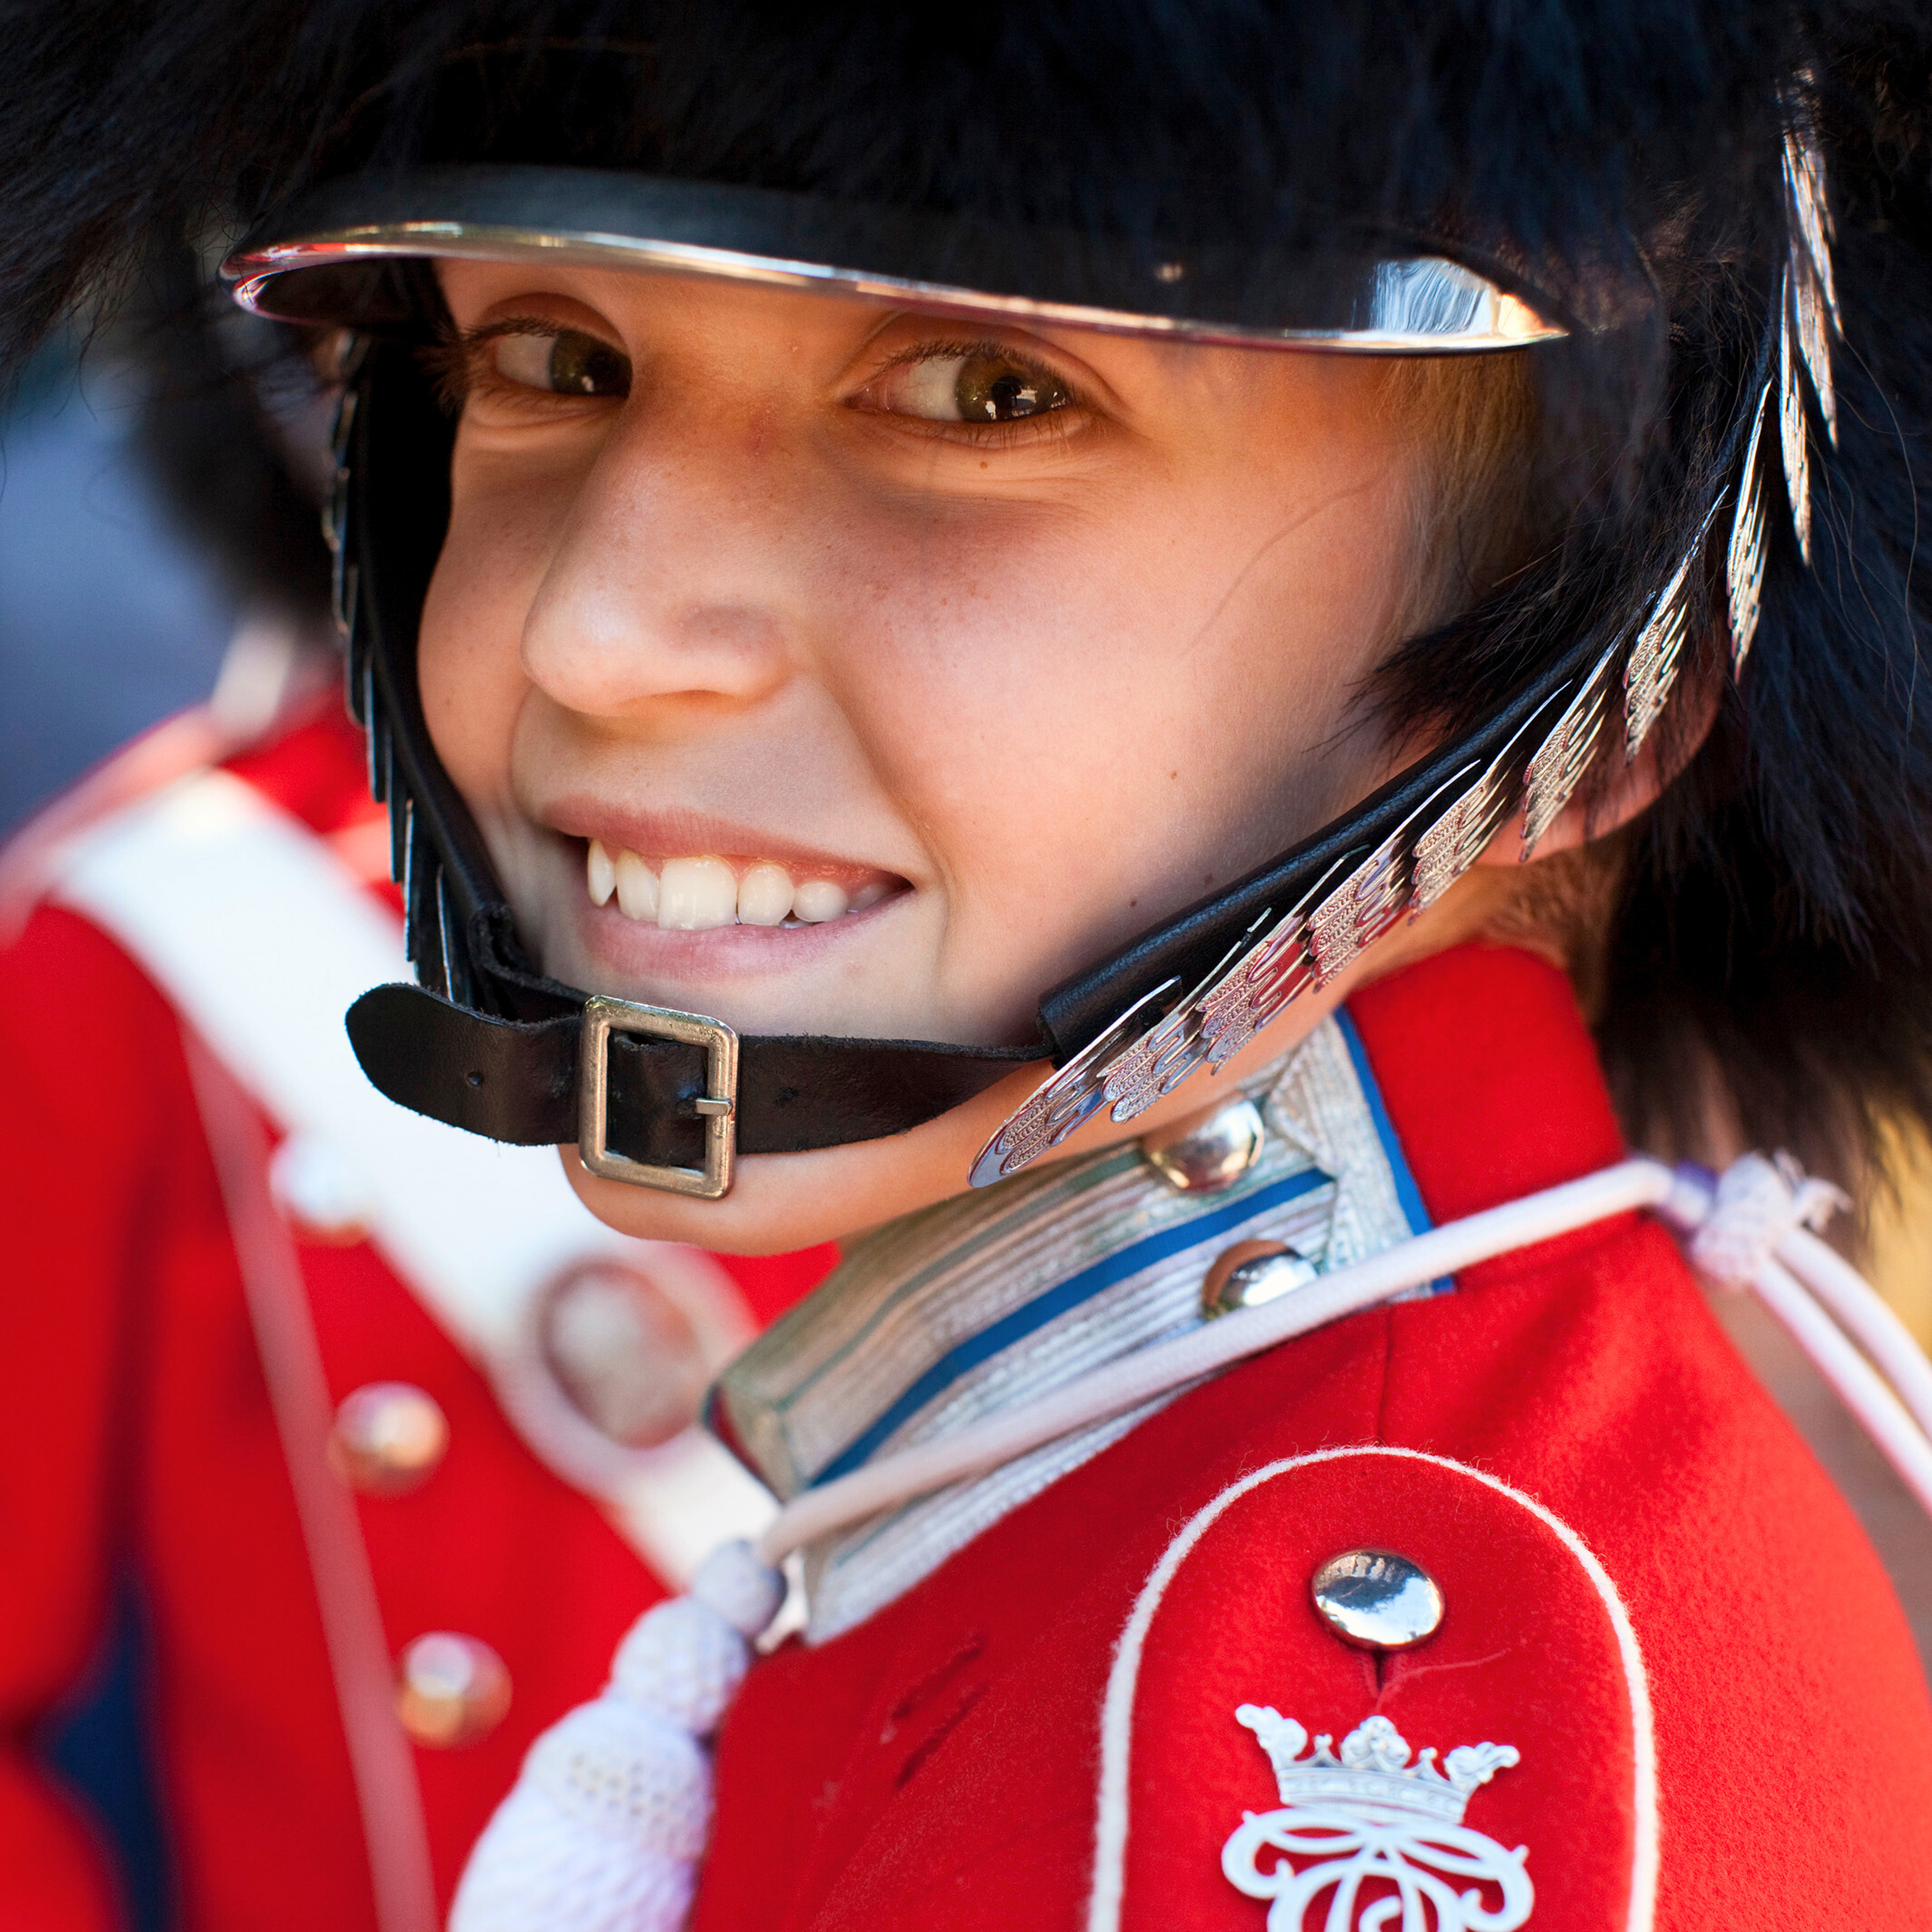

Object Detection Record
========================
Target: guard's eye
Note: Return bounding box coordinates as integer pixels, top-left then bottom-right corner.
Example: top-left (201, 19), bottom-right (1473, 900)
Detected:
top-left (858, 345), bottom-right (1074, 424)
top-left (487, 327), bottom-right (632, 398)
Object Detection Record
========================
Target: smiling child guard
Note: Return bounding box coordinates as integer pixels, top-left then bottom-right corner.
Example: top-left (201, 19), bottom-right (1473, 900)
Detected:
top-left (13, 2), bottom-right (1932, 1927)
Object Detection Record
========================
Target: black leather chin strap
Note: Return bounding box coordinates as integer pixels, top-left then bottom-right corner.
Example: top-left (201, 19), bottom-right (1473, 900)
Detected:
top-left (340, 629), bottom-right (1578, 1168)
top-left (347, 981), bottom-right (1039, 1168)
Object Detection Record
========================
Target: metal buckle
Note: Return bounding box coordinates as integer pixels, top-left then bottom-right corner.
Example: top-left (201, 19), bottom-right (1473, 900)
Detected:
top-left (577, 996), bottom-right (740, 1198)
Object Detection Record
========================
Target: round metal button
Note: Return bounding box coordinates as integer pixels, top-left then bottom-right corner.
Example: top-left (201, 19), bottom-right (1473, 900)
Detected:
top-left (268, 1133), bottom-right (371, 1244)
top-left (395, 1633), bottom-right (512, 1748)
top-left (329, 1383), bottom-right (449, 1495)
top-left (541, 1258), bottom-right (711, 1450)
top-left (1201, 1239), bottom-right (1320, 1318)
top-left (1310, 1549), bottom-right (1444, 1651)
top-left (1140, 1096), bottom-right (1267, 1195)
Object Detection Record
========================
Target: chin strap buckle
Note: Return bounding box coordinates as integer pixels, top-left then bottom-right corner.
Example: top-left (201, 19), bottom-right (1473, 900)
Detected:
top-left (578, 996), bottom-right (740, 1198)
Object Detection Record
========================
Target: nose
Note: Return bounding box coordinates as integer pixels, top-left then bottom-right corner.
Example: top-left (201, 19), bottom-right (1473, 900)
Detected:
top-left (517, 393), bottom-right (811, 721)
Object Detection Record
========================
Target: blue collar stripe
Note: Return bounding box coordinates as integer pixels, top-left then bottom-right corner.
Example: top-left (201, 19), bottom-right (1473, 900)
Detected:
top-left (809, 1162), bottom-right (1331, 1487)
top-left (1335, 1006), bottom-right (1433, 1234)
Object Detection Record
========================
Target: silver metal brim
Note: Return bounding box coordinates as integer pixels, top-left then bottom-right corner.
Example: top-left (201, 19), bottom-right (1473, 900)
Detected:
top-left (223, 167), bottom-right (1568, 354)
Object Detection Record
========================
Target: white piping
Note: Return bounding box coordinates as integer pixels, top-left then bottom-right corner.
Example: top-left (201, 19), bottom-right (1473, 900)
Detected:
top-left (1084, 1445), bottom-right (1658, 1932)
top-left (185, 1035), bottom-right (440, 1932)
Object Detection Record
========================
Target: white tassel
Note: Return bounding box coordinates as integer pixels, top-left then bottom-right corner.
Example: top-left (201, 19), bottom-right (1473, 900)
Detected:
top-left (1680, 1150), bottom-right (1847, 1289)
top-left (1663, 1152), bottom-right (1932, 1517)
top-left (449, 1541), bottom-right (783, 1932)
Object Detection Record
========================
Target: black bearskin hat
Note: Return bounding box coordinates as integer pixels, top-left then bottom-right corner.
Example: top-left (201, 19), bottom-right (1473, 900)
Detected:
top-left (4, 1), bottom-right (1931, 1187)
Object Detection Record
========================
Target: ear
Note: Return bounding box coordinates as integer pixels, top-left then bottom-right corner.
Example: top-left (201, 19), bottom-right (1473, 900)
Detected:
top-left (1477, 652), bottom-right (1724, 866)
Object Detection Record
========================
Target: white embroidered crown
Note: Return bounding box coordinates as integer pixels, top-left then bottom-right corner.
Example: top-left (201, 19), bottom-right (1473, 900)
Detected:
top-left (1236, 1708), bottom-right (1519, 1827)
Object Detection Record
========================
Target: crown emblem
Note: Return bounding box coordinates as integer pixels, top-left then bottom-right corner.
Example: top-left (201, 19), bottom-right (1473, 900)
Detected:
top-left (1237, 1709), bottom-right (1518, 1827)
top-left (1222, 1705), bottom-right (1533, 1931)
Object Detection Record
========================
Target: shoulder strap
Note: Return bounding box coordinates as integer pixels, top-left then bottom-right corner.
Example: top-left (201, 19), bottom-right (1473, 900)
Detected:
top-left (51, 766), bottom-right (773, 1580)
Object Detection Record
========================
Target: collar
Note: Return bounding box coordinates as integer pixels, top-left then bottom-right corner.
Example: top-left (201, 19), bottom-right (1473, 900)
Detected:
top-left (1343, 941), bottom-right (1627, 1228)
top-left (712, 1002), bottom-right (1448, 1642)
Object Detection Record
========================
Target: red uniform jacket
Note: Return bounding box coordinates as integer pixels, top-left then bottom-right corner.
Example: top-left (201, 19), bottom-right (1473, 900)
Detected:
top-left (0, 711), bottom-right (829, 1931)
top-left (696, 945), bottom-right (1932, 1930)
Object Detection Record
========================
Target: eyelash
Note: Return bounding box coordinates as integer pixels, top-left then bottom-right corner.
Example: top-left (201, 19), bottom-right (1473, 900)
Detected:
top-left (421, 320), bottom-right (620, 415)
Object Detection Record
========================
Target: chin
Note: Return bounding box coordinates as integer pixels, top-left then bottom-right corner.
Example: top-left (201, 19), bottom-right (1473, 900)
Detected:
top-left (556, 1070), bottom-right (1040, 1252)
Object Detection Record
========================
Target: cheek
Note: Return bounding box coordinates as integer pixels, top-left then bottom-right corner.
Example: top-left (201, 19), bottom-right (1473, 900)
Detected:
top-left (831, 442), bottom-right (1414, 982)
top-left (417, 449), bottom-right (571, 803)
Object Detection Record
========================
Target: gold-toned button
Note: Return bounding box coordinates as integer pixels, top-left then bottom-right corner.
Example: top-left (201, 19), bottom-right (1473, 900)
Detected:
top-left (1311, 1549), bottom-right (1444, 1651)
top-left (268, 1133), bottom-right (370, 1244)
top-left (329, 1383), bottom-right (448, 1495)
top-left (395, 1633), bottom-right (512, 1748)
top-left (1140, 1096), bottom-right (1267, 1194)
top-left (541, 1258), bottom-right (711, 1449)
top-left (1201, 1239), bottom-right (1320, 1318)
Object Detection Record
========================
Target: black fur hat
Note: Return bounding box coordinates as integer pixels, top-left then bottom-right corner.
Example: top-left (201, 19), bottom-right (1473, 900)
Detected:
top-left (4, 1), bottom-right (1931, 1180)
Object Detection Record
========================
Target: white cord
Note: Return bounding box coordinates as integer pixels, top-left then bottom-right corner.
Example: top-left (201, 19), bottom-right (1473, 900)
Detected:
top-left (1778, 1225), bottom-right (1932, 1442)
top-left (1747, 1253), bottom-right (1932, 1516)
top-left (1659, 1152), bottom-right (1932, 1520)
top-left (755, 1156), bottom-right (1688, 1564)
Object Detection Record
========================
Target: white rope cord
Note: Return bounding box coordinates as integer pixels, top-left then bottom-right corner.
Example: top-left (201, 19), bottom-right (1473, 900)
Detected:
top-left (1750, 1254), bottom-right (1932, 1514)
top-left (1658, 1151), bottom-right (1932, 1517)
top-left (1779, 1225), bottom-right (1932, 1442)
top-left (450, 1148), bottom-right (1932, 1932)
top-left (754, 1156), bottom-right (1689, 1564)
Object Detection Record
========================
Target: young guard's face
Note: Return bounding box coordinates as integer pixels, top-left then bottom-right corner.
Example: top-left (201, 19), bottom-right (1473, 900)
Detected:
top-left (423, 262), bottom-right (1512, 1248)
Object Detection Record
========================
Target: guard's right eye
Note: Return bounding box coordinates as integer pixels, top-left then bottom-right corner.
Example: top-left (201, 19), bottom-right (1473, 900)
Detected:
top-left (489, 327), bottom-right (632, 398)
top-left (855, 343), bottom-right (1075, 426)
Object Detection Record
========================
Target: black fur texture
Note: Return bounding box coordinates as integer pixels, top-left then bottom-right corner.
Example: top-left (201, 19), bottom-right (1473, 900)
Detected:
top-left (2, 1), bottom-right (1929, 1180)
top-left (123, 245), bottom-right (332, 622)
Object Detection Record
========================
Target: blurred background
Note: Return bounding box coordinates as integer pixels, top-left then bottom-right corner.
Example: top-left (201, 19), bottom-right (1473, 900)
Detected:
top-left (2, 283), bottom-right (337, 1932)
top-left (2, 335), bottom-right (233, 834)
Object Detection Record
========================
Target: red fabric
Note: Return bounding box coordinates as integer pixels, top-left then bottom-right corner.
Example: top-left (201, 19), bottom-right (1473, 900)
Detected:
top-left (1121, 1452), bottom-right (1639, 1928)
top-left (222, 710), bottom-right (390, 860)
top-left (1347, 941), bottom-right (1627, 1221)
top-left (0, 713), bottom-right (834, 1930)
top-left (712, 1250), bottom-right (841, 1331)
top-left (695, 942), bottom-right (1932, 1931)
top-left (0, 1757), bottom-right (121, 1932)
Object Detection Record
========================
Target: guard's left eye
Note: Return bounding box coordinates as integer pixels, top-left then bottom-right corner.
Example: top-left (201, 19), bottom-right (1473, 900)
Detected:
top-left (858, 346), bottom-right (1073, 424)
top-left (489, 328), bottom-right (632, 398)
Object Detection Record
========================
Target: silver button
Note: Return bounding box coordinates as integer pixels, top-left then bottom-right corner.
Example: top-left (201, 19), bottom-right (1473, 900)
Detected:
top-left (541, 1258), bottom-right (711, 1449)
top-left (1140, 1096), bottom-right (1266, 1194)
top-left (1200, 1240), bottom-right (1320, 1318)
top-left (268, 1133), bottom-right (371, 1243)
top-left (329, 1383), bottom-right (449, 1495)
top-left (1310, 1549), bottom-right (1444, 1651)
top-left (395, 1633), bottom-right (512, 1748)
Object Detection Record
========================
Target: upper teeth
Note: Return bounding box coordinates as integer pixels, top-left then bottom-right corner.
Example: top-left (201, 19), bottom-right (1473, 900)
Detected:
top-left (586, 840), bottom-right (886, 929)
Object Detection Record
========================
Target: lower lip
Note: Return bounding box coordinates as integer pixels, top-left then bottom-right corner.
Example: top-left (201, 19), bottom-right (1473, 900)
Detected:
top-left (575, 891), bottom-right (899, 986)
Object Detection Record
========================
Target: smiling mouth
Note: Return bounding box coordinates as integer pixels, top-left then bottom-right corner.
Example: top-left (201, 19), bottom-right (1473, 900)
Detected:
top-left (584, 838), bottom-right (904, 930)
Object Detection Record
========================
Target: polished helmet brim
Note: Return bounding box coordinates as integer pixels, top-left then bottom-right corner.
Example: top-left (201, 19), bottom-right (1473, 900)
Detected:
top-left (224, 165), bottom-right (1567, 354)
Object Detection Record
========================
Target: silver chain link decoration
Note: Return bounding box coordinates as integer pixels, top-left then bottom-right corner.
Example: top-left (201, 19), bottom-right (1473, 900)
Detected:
top-left (974, 108), bottom-right (1846, 1187)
